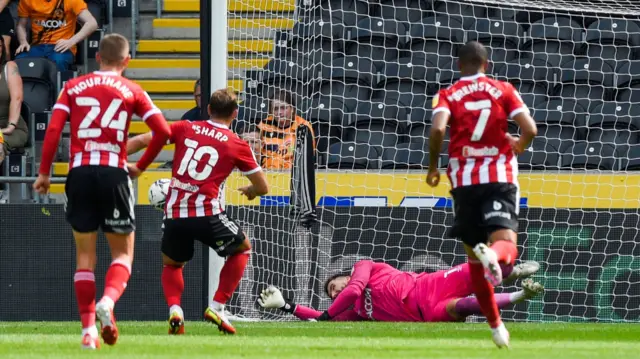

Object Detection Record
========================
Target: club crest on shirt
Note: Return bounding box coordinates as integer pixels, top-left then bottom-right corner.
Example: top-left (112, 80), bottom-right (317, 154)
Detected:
top-left (431, 94), bottom-right (439, 109)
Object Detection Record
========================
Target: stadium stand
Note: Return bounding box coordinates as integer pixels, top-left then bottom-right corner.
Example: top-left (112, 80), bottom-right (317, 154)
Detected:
top-left (4, 0), bottom-right (640, 201)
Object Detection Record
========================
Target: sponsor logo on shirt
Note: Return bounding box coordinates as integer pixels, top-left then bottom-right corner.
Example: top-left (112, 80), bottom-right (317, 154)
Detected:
top-left (170, 178), bottom-right (200, 193)
top-left (462, 145), bottom-right (499, 157)
top-left (34, 19), bottom-right (68, 28)
top-left (363, 288), bottom-right (374, 320)
top-left (84, 141), bottom-right (120, 153)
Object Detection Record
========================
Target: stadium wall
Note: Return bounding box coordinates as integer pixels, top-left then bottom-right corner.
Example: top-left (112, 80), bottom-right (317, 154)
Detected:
top-left (0, 205), bottom-right (639, 322)
top-left (138, 172), bottom-right (640, 208)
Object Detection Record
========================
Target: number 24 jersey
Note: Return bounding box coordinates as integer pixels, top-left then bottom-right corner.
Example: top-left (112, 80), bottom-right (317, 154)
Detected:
top-left (165, 120), bottom-right (261, 219)
top-left (432, 73), bottom-right (529, 189)
top-left (54, 71), bottom-right (161, 171)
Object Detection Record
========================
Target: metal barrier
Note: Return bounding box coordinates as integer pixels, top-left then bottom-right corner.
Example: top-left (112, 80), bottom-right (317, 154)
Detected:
top-left (132, 0), bottom-right (138, 58)
top-left (0, 176), bottom-right (67, 184)
top-left (0, 176), bottom-right (67, 204)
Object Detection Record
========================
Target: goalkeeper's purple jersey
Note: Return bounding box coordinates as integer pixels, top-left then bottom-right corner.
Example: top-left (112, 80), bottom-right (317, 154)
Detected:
top-left (327, 260), bottom-right (425, 322)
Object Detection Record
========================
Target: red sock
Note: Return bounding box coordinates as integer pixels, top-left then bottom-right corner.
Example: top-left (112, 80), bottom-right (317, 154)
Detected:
top-left (490, 240), bottom-right (518, 265)
top-left (74, 270), bottom-right (96, 329)
top-left (213, 251), bottom-right (250, 304)
top-left (469, 261), bottom-right (502, 328)
top-left (102, 260), bottom-right (131, 304)
top-left (162, 265), bottom-right (184, 308)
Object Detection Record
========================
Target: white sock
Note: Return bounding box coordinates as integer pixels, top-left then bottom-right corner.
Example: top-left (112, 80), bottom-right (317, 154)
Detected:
top-left (169, 305), bottom-right (184, 317)
top-left (509, 290), bottom-right (525, 303)
top-left (491, 322), bottom-right (507, 333)
top-left (211, 300), bottom-right (224, 311)
top-left (82, 326), bottom-right (98, 337)
top-left (99, 297), bottom-right (115, 310)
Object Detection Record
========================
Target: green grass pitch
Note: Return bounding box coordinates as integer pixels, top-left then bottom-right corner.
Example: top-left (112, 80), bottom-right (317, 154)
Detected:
top-left (1, 321), bottom-right (638, 358)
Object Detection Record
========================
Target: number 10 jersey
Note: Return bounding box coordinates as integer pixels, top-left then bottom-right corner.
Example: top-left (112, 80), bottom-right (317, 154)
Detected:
top-left (165, 120), bottom-right (261, 219)
top-left (54, 71), bottom-right (161, 171)
top-left (432, 73), bottom-right (529, 189)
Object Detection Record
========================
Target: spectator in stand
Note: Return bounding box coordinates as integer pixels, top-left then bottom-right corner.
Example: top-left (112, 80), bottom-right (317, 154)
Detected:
top-left (181, 78), bottom-right (205, 121)
top-left (15, 0), bottom-right (98, 71)
top-left (0, 0), bottom-right (14, 59)
top-left (242, 90), bottom-right (315, 170)
top-left (241, 90), bottom-right (317, 227)
top-left (0, 35), bottom-right (27, 168)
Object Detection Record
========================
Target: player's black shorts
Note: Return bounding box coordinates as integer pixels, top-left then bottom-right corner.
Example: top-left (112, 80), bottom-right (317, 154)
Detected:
top-left (449, 182), bottom-right (519, 247)
top-left (162, 212), bottom-right (246, 262)
top-left (65, 166), bottom-right (135, 234)
top-left (0, 9), bottom-right (15, 37)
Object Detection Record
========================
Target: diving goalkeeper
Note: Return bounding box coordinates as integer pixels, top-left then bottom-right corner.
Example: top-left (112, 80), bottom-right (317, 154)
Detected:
top-left (259, 260), bottom-right (543, 322)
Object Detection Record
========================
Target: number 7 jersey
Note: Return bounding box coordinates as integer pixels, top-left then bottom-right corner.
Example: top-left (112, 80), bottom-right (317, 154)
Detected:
top-left (54, 71), bottom-right (161, 170)
top-left (432, 73), bottom-right (529, 189)
top-left (165, 120), bottom-right (261, 219)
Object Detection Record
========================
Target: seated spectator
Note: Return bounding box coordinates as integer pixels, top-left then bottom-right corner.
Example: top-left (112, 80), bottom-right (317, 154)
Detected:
top-left (241, 90), bottom-right (315, 170)
top-left (0, 35), bottom-right (27, 168)
top-left (0, 0), bottom-right (14, 59)
top-left (15, 0), bottom-right (98, 71)
top-left (181, 78), bottom-right (206, 121)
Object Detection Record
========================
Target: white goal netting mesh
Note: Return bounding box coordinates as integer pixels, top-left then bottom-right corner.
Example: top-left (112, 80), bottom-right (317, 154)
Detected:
top-left (223, 0), bottom-right (640, 322)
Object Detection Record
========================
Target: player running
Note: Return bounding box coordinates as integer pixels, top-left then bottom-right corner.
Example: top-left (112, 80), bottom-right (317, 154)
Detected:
top-left (33, 34), bottom-right (171, 349)
top-left (127, 89), bottom-right (269, 335)
top-left (259, 260), bottom-right (543, 322)
top-left (426, 41), bottom-right (538, 347)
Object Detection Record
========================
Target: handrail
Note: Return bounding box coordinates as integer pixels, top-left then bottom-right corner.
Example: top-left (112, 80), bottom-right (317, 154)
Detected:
top-left (0, 177), bottom-right (67, 184)
top-left (131, 0), bottom-right (138, 58)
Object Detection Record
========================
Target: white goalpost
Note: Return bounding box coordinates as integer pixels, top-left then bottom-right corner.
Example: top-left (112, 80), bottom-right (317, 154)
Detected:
top-left (205, 0), bottom-right (229, 313)
top-left (206, 0), bottom-right (640, 323)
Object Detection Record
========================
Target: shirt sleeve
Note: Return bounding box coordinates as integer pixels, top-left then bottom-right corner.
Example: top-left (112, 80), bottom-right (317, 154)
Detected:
top-left (52, 85), bottom-right (72, 114)
top-left (71, 0), bottom-right (88, 15)
top-left (293, 305), bottom-right (363, 321)
top-left (17, 1), bottom-right (30, 18)
top-left (502, 83), bottom-right (530, 119)
top-left (326, 260), bottom-right (373, 318)
top-left (431, 89), bottom-right (451, 116)
top-left (235, 140), bottom-right (262, 175)
top-left (134, 89), bottom-right (163, 122)
top-left (167, 121), bottom-right (186, 144)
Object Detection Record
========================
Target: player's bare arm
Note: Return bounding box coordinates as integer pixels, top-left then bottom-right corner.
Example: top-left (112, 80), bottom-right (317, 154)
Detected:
top-left (126, 133), bottom-right (153, 155)
top-left (33, 90), bottom-right (70, 194)
top-left (427, 111), bottom-right (450, 187)
top-left (508, 112), bottom-right (538, 155)
top-left (239, 171), bottom-right (269, 200)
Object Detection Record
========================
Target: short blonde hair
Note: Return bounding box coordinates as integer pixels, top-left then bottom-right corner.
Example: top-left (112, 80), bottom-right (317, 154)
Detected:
top-left (208, 88), bottom-right (238, 118)
top-left (98, 34), bottom-right (130, 66)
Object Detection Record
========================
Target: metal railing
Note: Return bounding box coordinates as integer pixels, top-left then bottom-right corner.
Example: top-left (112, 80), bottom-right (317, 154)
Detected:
top-left (132, 0), bottom-right (138, 58)
top-left (106, 0), bottom-right (138, 58)
top-left (0, 177), bottom-right (66, 184)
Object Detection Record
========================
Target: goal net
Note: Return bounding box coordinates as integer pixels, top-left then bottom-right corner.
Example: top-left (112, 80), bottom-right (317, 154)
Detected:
top-left (218, 0), bottom-right (640, 322)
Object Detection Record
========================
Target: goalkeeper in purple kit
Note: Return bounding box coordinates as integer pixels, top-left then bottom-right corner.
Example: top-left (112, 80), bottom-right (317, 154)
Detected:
top-left (259, 260), bottom-right (542, 322)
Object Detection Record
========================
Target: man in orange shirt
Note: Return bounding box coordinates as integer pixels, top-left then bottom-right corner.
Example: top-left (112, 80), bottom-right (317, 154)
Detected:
top-left (241, 90), bottom-right (317, 228)
top-left (242, 90), bottom-right (315, 170)
top-left (15, 0), bottom-right (98, 71)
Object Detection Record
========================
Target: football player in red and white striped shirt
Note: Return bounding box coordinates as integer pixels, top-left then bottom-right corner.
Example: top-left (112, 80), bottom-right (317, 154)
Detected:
top-left (426, 41), bottom-right (537, 348)
top-left (127, 88), bottom-right (268, 335)
top-left (32, 34), bottom-right (171, 349)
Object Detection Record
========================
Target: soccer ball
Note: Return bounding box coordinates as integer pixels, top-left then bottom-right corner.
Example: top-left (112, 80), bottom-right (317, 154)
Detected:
top-left (148, 178), bottom-right (171, 210)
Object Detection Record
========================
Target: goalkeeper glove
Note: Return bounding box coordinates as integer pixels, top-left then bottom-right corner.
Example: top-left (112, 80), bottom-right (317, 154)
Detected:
top-left (258, 286), bottom-right (296, 313)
